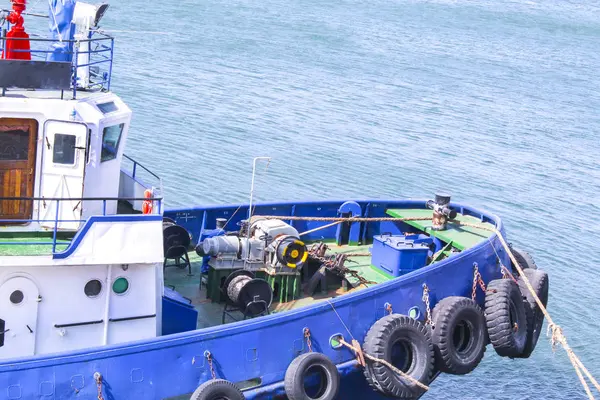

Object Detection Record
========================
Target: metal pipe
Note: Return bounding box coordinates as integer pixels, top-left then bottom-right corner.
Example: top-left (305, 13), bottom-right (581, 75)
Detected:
top-left (102, 264), bottom-right (112, 345)
top-left (245, 156), bottom-right (271, 269)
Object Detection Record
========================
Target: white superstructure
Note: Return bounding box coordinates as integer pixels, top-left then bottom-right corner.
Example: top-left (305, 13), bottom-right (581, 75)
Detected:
top-left (0, 5), bottom-right (165, 359)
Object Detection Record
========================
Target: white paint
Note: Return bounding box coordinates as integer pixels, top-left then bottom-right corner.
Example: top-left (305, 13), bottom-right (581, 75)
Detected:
top-left (40, 120), bottom-right (88, 231)
top-left (0, 276), bottom-right (40, 359)
top-left (0, 92), bottom-right (133, 233)
top-left (0, 90), bottom-right (164, 360)
top-left (118, 170), bottom-right (147, 212)
top-left (0, 263), bottom-right (159, 359)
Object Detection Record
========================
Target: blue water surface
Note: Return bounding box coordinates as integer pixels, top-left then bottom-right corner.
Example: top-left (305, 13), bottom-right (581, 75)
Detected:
top-left (46, 0), bottom-right (600, 397)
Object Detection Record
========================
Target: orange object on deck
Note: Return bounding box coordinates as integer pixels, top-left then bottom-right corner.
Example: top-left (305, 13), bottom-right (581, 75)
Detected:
top-left (142, 189), bottom-right (153, 214)
top-left (2, 0), bottom-right (31, 60)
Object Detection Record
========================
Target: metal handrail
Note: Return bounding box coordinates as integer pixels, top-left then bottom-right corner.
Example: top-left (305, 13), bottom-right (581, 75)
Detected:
top-left (0, 196), bottom-right (164, 254)
top-left (0, 27), bottom-right (115, 97)
top-left (122, 154), bottom-right (161, 181)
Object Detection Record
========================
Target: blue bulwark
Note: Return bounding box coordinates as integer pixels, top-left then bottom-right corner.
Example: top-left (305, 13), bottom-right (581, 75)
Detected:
top-left (53, 215), bottom-right (162, 259)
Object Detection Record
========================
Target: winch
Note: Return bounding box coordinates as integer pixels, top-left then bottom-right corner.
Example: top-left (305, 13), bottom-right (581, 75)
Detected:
top-left (426, 193), bottom-right (458, 231)
top-left (197, 218), bottom-right (308, 273)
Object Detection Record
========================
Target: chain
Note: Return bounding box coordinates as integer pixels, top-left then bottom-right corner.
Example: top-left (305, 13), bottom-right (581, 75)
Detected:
top-left (304, 328), bottom-right (313, 352)
top-left (93, 372), bottom-right (104, 400)
top-left (500, 264), bottom-right (519, 284)
top-left (422, 284), bottom-right (433, 328)
top-left (471, 263), bottom-right (487, 300)
top-left (384, 302), bottom-right (393, 315)
top-left (204, 351), bottom-right (217, 380)
top-left (308, 244), bottom-right (376, 287)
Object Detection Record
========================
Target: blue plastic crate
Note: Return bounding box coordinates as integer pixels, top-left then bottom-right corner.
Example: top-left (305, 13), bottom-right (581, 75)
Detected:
top-left (371, 235), bottom-right (431, 277)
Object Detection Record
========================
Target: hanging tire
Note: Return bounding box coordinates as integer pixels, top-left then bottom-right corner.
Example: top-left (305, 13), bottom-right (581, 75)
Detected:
top-left (431, 296), bottom-right (487, 375)
top-left (515, 269), bottom-right (549, 358)
top-left (284, 352), bottom-right (340, 400)
top-left (190, 379), bottom-right (245, 400)
top-left (511, 248), bottom-right (537, 274)
top-left (363, 314), bottom-right (434, 398)
top-left (485, 279), bottom-right (528, 358)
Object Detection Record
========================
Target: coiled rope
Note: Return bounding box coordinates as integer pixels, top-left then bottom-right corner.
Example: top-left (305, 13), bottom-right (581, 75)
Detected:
top-left (254, 214), bottom-right (600, 398)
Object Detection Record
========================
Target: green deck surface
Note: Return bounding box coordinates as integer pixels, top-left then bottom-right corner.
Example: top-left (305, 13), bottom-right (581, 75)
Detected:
top-left (385, 208), bottom-right (495, 251)
top-left (326, 244), bottom-right (391, 286)
top-left (0, 234), bottom-right (70, 256)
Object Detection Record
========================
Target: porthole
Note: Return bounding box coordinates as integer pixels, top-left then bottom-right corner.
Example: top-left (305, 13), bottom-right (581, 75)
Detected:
top-left (9, 290), bottom-right (24, 304)
top-left (84, 279), bottom-right (103, 298)
top-left (112, 277), bottom-right (129, 295)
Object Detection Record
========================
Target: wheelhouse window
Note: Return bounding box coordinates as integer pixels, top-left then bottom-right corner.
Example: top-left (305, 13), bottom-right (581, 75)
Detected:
top-left (101, 123), bottom-right (124, 162)
top-left (53, 134), bottom-right (76, 165)
top-left (0, 126), bottom-right (30, 161)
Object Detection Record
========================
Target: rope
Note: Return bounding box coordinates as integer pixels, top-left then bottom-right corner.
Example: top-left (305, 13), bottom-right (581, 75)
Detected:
top-left (326, 299), bottom-right (356, 341)
top-left (252, 215), bottom-right (434, 222)
top-left (256, 213), bottom-right (600, 397)
top-left (338, 338), bottom-right (430, 391)
top-left (327, 300), bottom-right (429, 391)
top-left (299, 220), bottom-right (344, 237)
top-left (455, 220), bottom-right (600, 399)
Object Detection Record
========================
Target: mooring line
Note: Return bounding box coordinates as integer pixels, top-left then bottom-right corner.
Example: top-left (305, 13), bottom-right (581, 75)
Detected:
top-left (256, 214), bottom-right (600, 398)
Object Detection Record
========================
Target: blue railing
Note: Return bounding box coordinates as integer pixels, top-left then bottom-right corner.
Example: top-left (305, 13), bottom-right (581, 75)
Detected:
top-left (0, 24), bottom-right (115, 98)
top-left (0, 196), bottom-right (163, 255)
top-left (122, 154), bottom-right (162, 189)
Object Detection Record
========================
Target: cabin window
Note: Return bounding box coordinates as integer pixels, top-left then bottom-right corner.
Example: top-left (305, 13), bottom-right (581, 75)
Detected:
top-left (0, 127), bottom-right (29, 161)
top-left (84, 279), bottom-right (103, 298)
top-left (112, 277), bottom-right (129, 295)
top-left (101, 123), bottom-right (124, 162)
top-left (97, 101), bottom-right (118, 114)
top-left (9, 290), bottom-right (23, 305)
top-left (52, 134), bottom-right (76, 165)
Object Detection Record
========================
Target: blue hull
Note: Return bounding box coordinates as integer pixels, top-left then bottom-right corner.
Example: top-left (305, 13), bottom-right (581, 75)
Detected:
top-left (0, 199), bottom-right (508, 400)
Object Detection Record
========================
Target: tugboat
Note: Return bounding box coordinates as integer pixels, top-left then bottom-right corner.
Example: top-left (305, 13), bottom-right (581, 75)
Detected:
top-left (0, 2), bottom-right (550, 399)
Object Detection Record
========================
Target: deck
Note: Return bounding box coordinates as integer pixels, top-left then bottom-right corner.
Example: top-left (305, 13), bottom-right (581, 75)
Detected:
top-left (163, 246), bottom-right (380, 329)
top-left (166, 207), bottom-right (497, 329)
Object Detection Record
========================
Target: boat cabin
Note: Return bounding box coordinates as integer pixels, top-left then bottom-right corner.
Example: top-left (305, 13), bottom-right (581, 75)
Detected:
top-left (0, 2), bottom-right (164, 361)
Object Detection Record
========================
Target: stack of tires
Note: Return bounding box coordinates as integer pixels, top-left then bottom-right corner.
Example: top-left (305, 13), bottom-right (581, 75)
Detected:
top-left (486, 249), bottom-right (549, 359)
top-left (190, 250), bottom-right (548, 400)
top-left (361, 248), bottom-right (549, 399)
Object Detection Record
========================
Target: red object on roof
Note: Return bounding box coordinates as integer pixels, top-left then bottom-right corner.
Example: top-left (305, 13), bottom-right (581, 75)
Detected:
top-left (2, 0), bottom-right (31, 60)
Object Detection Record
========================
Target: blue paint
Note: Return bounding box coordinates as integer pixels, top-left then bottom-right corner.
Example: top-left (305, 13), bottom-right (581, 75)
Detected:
top-left (335, 201), bottom-right (362, 245)
top-left (0, 199), bottom-right (510, 399)
top-left (371, 234), bottom-right (431, 277)
top-left (162, 289), bottom-right (198, 336)
top-left (46, 0), bottom-right (76, 62)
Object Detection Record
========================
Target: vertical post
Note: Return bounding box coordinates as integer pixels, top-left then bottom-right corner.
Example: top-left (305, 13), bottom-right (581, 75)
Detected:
top-left (102, 264), bottom-right (112, 345)
top-left (52, 199), bottom-right (60, 253)
top-left (72, 43), bottom-right (78, 99)
top-left (244, 157), bottom-right (271, 269)
top-left (132, 161), bottom-right (137, 180)
top-left (107, 38), bottom-right (114, 91)
top-left (1, 27), bottom-right (6, 60)
top-left (102, 199), bottom-right (106, 216)
top-left (1, 27), bottom-right (6, 98)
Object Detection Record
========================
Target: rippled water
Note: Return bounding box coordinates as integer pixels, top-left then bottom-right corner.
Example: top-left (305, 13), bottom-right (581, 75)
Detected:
top-left (37, 0), bottom-right (600, 397)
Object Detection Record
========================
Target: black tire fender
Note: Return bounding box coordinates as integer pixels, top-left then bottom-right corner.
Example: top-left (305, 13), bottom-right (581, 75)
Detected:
top-left (284, 352), bottom-right (340, 400)
top-left (363, 314), bottom-right (434, 398)
top-left (485, 279), bottom-right (528, 357)
top-left (431, 296), bottom-right (487, 375)
top-left (515, 269), bottom-right (549, 358)
top-left (511, 248), bottom-right (537, 274)
top-left (190, 379), bottom-right (245, 400)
